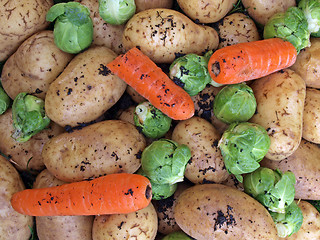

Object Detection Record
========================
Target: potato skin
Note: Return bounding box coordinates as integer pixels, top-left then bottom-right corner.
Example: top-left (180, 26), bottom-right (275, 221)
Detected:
top-left (45, 46), bottom-right (127, 127)
top-left (250, 69), bottom-right (306, 161)
top-left (172, 116), bottom-right (229, 184)
top-left (174, 184), bottom-right (278, 239)
top-left (42, 120), bottom-right (146, 182)
top-left (92, 202), bottom-right (158, 240)
top-left (135, 0), bottom-right (173, 12)
top-left (0, 155), bottom-right (33, 240)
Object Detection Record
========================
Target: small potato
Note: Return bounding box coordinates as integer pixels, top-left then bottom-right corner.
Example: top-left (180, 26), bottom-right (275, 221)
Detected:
top-left (92, 202), bottom-right (158, 240)
top-left (34, 170), bottom-right (93, 240)
top-left (217, 13), bottom-right (260, 49)
top-left (135, 0), bottom-right (173, 12)
top-left (126, 85), bottom-right (146, 104)
top-left (0, 155), bottom-right (33, 240)
top-left (42, 120), bottom-right (146, 182)
top-left (172, 116), bottom-right (229, 184)
top-left (250, 69), bottom-right (306, 161)
top-left (174, 184), bottom-right (278, 239)
top-left (116, 105), bottom-right (136, 125)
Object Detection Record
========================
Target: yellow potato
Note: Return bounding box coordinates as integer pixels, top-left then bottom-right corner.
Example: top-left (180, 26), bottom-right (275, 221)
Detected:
top-left (135, 0), bottom-right (173, 12)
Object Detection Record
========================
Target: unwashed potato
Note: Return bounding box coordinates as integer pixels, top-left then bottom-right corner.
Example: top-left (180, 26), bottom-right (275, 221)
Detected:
top-left (174, 184), bottom-right (278, 239)
top-left (241, 0), bottom-right (296, 25)
top-left (0, 0), bottom-right (53, 61)
top-left (0, 109), bottom-right (64, 172)
top-left (34, 170), bottom-right (93, 240)
top-left (45, 46), bottom-right (127, 127)
top-left (92, 202), bottom-right (158, 240)
top-left (250, 69), bottom-right (306, 161)
top-left (177, 0), bottom-right (237, 23)
top-left (172, 116), bottom-right (229, 184)
top-left (1, 30), bottom-right (73, 100)
top-left (122, 8), bottom-right (219, 63)
top-left (42, 120), bottom-right (146, 182)
top-left (0, 155), bottom-right (33, 240)
top-left (135, 0), bottom-right (173, 12)
top-left (116, 105), bottom-right (136, 125)
top-left (126, 85), bottom-right (146, 104)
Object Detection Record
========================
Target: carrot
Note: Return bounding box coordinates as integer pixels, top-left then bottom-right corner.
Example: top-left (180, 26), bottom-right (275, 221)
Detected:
top-left (106, 47), bottom-right (195, 120)
top-left (10, 173), bottom-right (152, 216)
top-left (208, 38), bottom-right (297, 84)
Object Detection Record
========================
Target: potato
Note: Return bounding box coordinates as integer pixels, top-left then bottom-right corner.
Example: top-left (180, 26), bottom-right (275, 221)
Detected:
top-left (221, 174), bottom-right (244, 192)
top-left (249, 69), bottom-right (306, 161)
top-left (135, 0), bottom-right (173, 12)
top-left (261, 139), bottom-right (320, 200)
top-left (126, 85), bottom-right (146, 104)
top-left (217, 13), bottom-right (260, 49)
top-left (241, 0), bottom-right (296, 25)
top-left (174, 184), bottom-right (278, 239)
top-left (34, 170), bottom-right (93, 240)
top-left (290, 38), bottom-right (320, 89)
top-left (177, 0), bottom-right (237, 23)
top-left (172, 116), bottom-right (229, 184)
top-left (1, 30), bottom-right (73, 100)
top-left (45, 46), bottom-right (127, 127)
top-left (116, 105), bottom-right (136, 125)
top-left (42, 120), bottom-right (146, 182)
top-left (0, 109), bottom-right (64, 171)
top-left (0, 155), bottom-right (33, 240)
top-left (92, 202), bottom-right (158, 240)
top-left (122, 8), bottom-right (219, 63)
top-left (0, 0), bottom-right (53, 61)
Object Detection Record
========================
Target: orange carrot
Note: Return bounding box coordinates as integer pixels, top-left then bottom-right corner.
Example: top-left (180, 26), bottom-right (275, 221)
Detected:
top-left (106, 47), bottom-right (194, 120)
top-left (11, 173), bottom-right (152, 216)
top-left (208, 38), bottom-right (297, 84)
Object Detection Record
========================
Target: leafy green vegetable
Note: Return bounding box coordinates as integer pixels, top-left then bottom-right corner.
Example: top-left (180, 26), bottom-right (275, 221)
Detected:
top-left (298, 0), bottom-right (320, 34)
top-left (99, 0), bottom-right (136, 25)
top-left (0, 84), bottom-right (11, 115)
top-left (162, 231), bottom-right (193, 240)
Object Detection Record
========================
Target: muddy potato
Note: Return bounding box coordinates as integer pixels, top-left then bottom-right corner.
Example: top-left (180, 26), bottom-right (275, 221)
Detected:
top-left (174, 184), bottom-right (278, 239)
top-left (1, 31), bottom-right (73, 100)
top-left (0, 155), bottom-right (33, 240)
top-left (135, 0), bottom-right (173, 12)
top-left (116, 105), bottom-right (136, 125)
top-left (172, 116), bottom-right (229, 184)
top-left (34, 170), bottom-right (93, 240)
top-left (45, 46), bottom-right (127, 127)
top-left (250, 69), bottom-right (306, 161)
top-left (42, 120), bottom-right (146, 182)
top-left (126, 85), bottom-right (146, 104)
top-left (92, 202), bottom-right (158, 240)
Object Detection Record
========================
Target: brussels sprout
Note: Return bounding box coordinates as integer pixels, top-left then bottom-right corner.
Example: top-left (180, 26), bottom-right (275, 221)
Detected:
top-left (141, 139), bottom-right (191, 185)
top-left (263, 7), bottom-right (310, 53)
top-left (162, 231), bottom-right (193, 240)
top-left (218, 122), bottom-right (271, 182)
top-left (99, 0), bottom-right (136, 25)
top-left (243, 167), bottom-right (296, 213)
top-left (134, 101), bottom-right (172, 139)
top-left (213, 83), bottom-right (257, 124)
top-left (269, 201), bottom-right (303, 238)
top-left (0, 84), bottom-right (10, 115)
top-left (46, 2), bottom-right (93, 54)
top-left (11, 93), bottom-right (51, 142)
top-left (298, 0), bottom-right (320, 34)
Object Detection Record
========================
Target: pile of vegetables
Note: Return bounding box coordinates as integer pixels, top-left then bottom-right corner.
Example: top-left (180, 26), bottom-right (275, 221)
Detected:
top-left (1, 0), bottom-right (320, 239)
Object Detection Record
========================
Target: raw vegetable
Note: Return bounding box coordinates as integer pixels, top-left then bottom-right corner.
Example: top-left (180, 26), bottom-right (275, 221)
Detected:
top-left (10, 173), bottom-right (152, 216)
top-left (213, 83), bottom-right (257, 124)
top-left (98, 0), bottom-right (136, 25)
top-left (298, 0), bottom-right (320, 36)
top-left (134, 101), bottom-right (172, 139)
top-left (0, 84), bottom-right (10, 115)
top-left (46, 2), bottom-right (93, 54)
top-left (207, 38), bottom-right (297, 85)
top-left (11, 92), bottom-right (51, 143)
top-left (162, 231), bottom-right (192, 239)
top-left (106, 47), bottom-right (195, 120)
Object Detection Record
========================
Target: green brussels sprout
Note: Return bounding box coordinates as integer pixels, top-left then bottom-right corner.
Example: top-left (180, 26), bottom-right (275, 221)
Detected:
top-left (11, 93), bottom-right (51, 142)
top-left (134, 101), bottom-right (172, 139)
top-left (299, 0), bottom-right (320, 34)
top-left (162, 231), bottom-right (193, 240)
top-left (0, 85), bottom-right (10, 115)
top-left (99, 0), bottom-right (136, 25)
top-left (46, 2), bottom-right (93, 54)
top-left (269, 201), bottom-right (303, 238)
top-left (141, 139), bottom-right (191, 185)
top-left (243, 167), bottom-right (296, 213)
top-left (263, 7), bottom-right (310, 53)
top-left (218, 122), bottom-right (271, 182)
top-left (213, 83), bottom-right (257, 124)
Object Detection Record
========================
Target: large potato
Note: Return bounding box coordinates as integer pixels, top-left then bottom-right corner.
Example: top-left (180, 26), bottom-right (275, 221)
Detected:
top-left (45, 46), bottom-right (127, 127)
top-left (122, 8), bottom-right (219, 63)
top-left (1, 31), bottom-right (73, 100)
top-left (172, 116), bottom-right (229, 184)
top-left (0, 0), bottom-right (53, 61)
top-left (250, 69), bottom-right (306, 161)
top-left (0, 155), bottom-right (33, 240)
top-left (42, 120), bottom-right (146, 182)
top-left (174, 184), bottom-right (278, 239)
